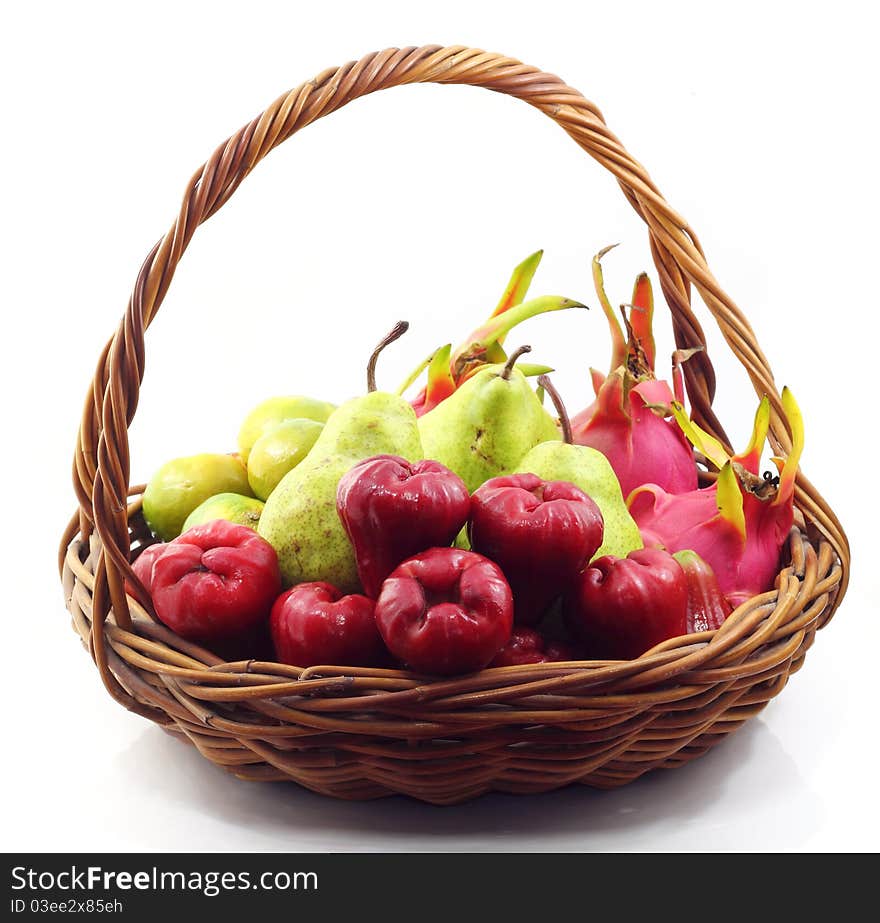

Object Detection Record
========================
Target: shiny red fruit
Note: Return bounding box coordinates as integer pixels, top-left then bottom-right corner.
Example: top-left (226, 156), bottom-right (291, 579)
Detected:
top-left (469, 473), bottom-right (604, 626)
top-left (489, 627), bottom-right (579, 667)
top-left (563, 547), bottom-right (688, 660)
top-left (336, 454), bottom-right (471, 598)
top-left (149, 520), bottom-right (281, 643)
top-left (126, 542), bottom-right (167, 597)
top-left (375, 547), bottom-right (513, 675)
top-left (673, 549), bottom-right (733, 633)
top-left (270, 582), bottom-right (385, 668)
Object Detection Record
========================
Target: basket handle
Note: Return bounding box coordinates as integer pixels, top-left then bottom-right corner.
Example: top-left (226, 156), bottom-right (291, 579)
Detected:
top-left (67, 44), bottom-right (849, 645)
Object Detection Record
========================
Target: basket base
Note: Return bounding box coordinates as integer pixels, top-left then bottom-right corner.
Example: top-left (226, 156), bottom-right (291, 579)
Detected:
top-left (160, 706), bottom-right (766, 805)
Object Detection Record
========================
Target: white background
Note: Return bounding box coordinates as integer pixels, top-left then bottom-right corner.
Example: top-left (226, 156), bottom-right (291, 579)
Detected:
top-left (3, 0), bottom-right (877, 852)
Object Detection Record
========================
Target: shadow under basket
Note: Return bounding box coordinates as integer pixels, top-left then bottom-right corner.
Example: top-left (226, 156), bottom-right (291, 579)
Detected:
top-left (58, 45), bottom-right (849, 805)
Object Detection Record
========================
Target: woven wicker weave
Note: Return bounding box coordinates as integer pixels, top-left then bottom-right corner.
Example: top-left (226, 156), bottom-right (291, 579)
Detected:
top-left (58, 45), bottom-right (849, 804)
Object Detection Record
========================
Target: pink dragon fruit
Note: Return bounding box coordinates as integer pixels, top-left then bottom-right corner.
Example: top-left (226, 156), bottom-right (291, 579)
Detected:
top-left (628, 387), bottom-right (804, 608)
top-left (571, 246), bottom-right (700, 498)
top-left (403, 250), bottom-right (582, 416)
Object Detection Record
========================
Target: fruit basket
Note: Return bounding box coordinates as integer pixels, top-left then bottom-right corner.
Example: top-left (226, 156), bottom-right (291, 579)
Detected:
top-left (58, 45), bottom-right (849, 804)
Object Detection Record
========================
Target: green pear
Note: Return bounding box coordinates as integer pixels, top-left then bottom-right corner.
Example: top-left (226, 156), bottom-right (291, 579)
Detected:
top-left (513, 376), bottom-right (643, 560)
top-left (258, 323), bottom-right (423, 591)
top-left (182, 492), bottom-right (265, 532)
top-left (142, 453), bottom-right (254, 541)
top-left (237, 395), bottom-right (336, 464)
top-left (418, 346), bottom-right (559, 493)
top-left (247, 418), bottom-right (325, 500)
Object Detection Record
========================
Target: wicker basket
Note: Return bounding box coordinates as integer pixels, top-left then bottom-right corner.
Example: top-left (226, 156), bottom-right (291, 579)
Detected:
top-left (58, 45), bottom-right (849, 805)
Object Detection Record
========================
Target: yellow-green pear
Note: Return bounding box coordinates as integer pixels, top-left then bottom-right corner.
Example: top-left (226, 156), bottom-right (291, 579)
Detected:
top-left (142, 453), bottom-right (254, 541)
top-left (418, 346), bottom-right (559, 493)
top-left (513, 376), bottom-right (642, 560)
top-left (237, 395), bottom-right (336, 464)
top-left (258, 323), bottom-right (423, 591)
top-left (247, 418), bottom-right (325, 500)
top-left (182, 492), bottom-right (265, 532)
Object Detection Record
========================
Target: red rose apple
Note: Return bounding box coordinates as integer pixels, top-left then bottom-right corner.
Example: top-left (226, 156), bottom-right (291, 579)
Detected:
top-left (270, 582), bottom-right (385, 668)
top-left (374, 547), bottom-right (513, 675)
top-left (489, 626), bottom-right (579, 667)
top-left (149, 519), bottom-right (281, 643)
top-left (563, 547), bottom-right (688, 660)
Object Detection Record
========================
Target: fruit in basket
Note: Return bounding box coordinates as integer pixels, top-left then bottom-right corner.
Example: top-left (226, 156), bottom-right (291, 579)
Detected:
top-left (404, 250), bottom-right (583, 415)
top-left (406, 343), bottom-right (457, 417)
top-left (375, 547), bottom-right (513, 675)
top-left (258, 323), bottom-right (423, 592)
top-left (148, 520), bottom-right (281, 643)
top-left (142, 453), bottom-right (254, 541)
top-left (570, 248), bottom-right (699, 498)
top-left (468, 473), bottom-right (604, 626)
top-left (673, 549), bottom-right (732, 633)
top-left (563, 547), bottom-right (689, 660)
top-left (237, 395), bottom-right (336, 464)
top-left (126, 542), bottom-right (167, 597)
top-left (182, 492), bottom-right (265, 532)
top-left (270, 582), bottom-right (385, 668)
top-left (512, 376), bottom-right (642, 561)
top-left (418, 346), bottom-right (559, 493)
top-left (336, 455), bottom-right (471, 598)
top-left (514, 441), bottom-right (642, 560)
top-left (407, 340), bottom-right (553, 417)
top-left (628, 387), bottom-right (804, 607)
top-left (246, 418), bottom-right (325, 500)
top-left (489, 626), bottom-right (578, 667)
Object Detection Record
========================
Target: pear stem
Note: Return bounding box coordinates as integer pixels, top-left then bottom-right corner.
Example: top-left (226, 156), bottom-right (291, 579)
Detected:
top-left (537, 374), bottom-right (573, 445)
top-left (500, 344), bottom-right (532, 381)
top-left (367, 321), bottom-right (409, 393)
